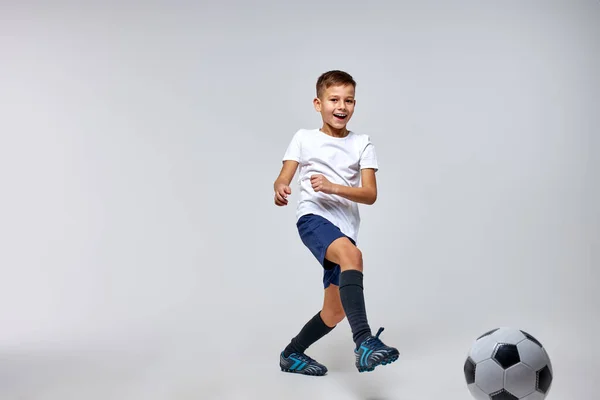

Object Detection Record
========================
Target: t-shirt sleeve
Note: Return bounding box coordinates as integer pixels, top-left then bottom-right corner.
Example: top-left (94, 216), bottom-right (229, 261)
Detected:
top-left (360, 136), bottom-right (379, 171)
top-left (282, 130), bottom-right (302, 162)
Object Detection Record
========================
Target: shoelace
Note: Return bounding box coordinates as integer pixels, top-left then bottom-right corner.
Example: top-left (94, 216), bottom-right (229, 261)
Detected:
top-left (293, 352), bottom-right (317, 364)
top-left (364, 327), bottom-right (386, 350)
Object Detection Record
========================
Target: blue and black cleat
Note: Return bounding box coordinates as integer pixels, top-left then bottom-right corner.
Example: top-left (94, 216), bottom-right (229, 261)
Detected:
top-left (280, 351), bottom-right (328, 376)
top-left (354, 327), bottom-right (400, 372)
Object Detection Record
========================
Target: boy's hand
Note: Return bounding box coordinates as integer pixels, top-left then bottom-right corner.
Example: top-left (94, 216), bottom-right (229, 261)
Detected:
top-left (311, 174), bottom-right (335, 194)
top-left (274, 183), bottom-right (292, 206)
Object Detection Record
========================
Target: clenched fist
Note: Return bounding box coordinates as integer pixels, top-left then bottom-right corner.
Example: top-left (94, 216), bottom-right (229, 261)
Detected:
top-left (310, 174), bottom-right (335, 194)
top-left (274, 183), bottom-right (291, 206)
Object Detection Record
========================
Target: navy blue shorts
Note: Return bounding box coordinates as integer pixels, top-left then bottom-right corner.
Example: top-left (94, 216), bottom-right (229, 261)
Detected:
top-left (296, 213), bottom-right (356, 288)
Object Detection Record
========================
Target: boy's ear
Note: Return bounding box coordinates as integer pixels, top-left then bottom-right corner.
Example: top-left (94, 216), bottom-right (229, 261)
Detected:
top-left (313, 97), bottom-right (322, 112)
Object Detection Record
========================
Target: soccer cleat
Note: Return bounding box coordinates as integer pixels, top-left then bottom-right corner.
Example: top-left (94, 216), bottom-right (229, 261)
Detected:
top-left (354, 327), bottom-right (400, 372)
top-left (280, 351), bottom-right (328, 376)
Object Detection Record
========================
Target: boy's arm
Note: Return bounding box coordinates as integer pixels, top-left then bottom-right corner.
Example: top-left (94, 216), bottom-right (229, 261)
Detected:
top-left (310, 168), bottom-right (377, 205)
top-left (274, 160), bottom-right (299, 188)
top-left (274, 160), bottom-right (299, 206)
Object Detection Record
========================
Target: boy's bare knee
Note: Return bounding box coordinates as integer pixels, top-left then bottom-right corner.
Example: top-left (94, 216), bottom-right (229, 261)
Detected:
top-left (341, 246), bottom-right (363, 271)
top-left (351, 247), bottom-right (363, 266)
top-left (325, 237), bottom-right (364, 271)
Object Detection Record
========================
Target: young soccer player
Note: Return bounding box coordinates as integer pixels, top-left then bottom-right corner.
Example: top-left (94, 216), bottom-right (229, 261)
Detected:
top-left (273, 70), bottom-right (399, 375)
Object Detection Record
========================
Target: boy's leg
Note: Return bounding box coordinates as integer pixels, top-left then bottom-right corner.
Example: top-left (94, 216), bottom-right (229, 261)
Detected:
top-left (283, 283), bottom-right (345, 356)
top-left (325, 237), bottom-right (399, 372)
top-left (320, 282), bottom-right (346, 327)
top-left (280, 284), bottom-right (345, 376)
top-left (325, 237), bottom-right (371, 345)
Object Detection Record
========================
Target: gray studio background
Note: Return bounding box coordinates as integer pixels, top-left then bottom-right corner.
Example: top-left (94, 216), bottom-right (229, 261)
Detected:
top-left (0, 1), bottom-right (598, 399)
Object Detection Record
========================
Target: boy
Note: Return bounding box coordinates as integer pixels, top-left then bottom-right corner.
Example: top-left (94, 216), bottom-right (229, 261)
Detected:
top-left (273, 70), bottom-right (399, 375)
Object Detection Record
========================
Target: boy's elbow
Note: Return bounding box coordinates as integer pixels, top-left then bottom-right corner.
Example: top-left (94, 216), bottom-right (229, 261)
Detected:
top-left (367, 191), bottom-right (377, 205)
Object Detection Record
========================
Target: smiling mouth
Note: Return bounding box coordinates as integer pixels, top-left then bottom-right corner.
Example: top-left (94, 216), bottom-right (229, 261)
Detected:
top-left (334, 113), bottom-right (347, 120)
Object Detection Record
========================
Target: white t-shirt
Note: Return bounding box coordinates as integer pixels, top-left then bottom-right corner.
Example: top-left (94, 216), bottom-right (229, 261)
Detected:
top-left (282, 128), bottom-right (379, 242)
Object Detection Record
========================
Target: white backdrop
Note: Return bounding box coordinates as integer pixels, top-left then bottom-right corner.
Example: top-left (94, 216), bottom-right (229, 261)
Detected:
top-left (0, 1), bottom-right (598, 399)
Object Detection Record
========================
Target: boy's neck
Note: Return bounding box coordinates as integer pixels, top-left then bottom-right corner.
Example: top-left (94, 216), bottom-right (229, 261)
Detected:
top-left (320, 125), bottom-right (349, 138)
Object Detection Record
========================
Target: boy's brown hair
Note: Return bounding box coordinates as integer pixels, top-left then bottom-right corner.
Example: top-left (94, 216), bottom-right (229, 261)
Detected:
top-left (316, 70), bottom-right (356, 98)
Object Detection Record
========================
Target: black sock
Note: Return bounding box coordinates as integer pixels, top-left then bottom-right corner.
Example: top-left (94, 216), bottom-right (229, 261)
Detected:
top-left (339, 269), bottom-right (372, 348)
top-left (283, 311), bottom-right (335, 357)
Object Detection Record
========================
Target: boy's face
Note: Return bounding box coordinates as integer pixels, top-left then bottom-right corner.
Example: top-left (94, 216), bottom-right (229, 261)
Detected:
top-left (314, 84), bottom-right (356, 131)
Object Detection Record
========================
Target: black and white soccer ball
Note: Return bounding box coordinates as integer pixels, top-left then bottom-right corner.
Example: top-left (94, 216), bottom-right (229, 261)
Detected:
top-left (463, 327), bottom-right (553, 400)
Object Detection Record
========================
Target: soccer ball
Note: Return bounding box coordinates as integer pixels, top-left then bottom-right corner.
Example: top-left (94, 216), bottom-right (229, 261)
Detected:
top-left (463, 327), bottom-right (553, 400)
